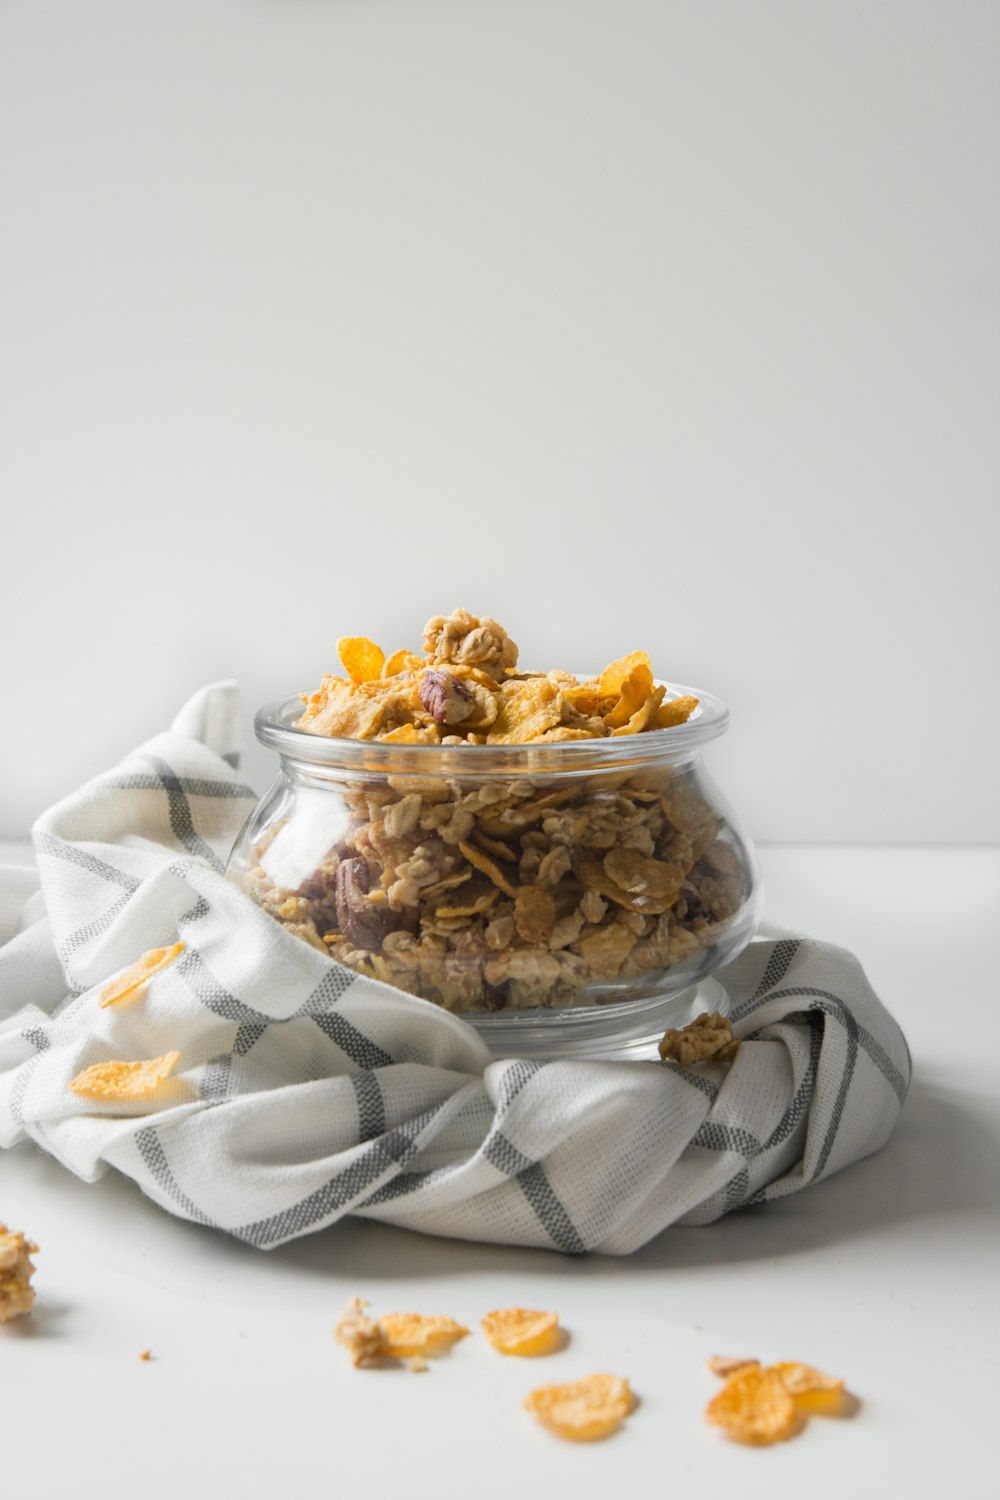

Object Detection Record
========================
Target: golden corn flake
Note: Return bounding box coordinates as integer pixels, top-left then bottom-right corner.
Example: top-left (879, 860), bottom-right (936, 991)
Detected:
top-left (481, 1307), bottom-right (562, 1357)
top-left (602, 662), bottom-right (655, 729)
top-left (378, 1312), bottom-right (469, 1359)
top-left (0, 1223), bottom-right (38, 1324)
top-left (486, 679), bottom-right (563, 745)
top-left (707, 1355), bottom-right (760, 1380)
top-left (334, 1297), bottom-right (388, 1367)
top-left (705, 1364), bottom-right (800, 1446)
top-left (770, 1361), bottom-right (849, 1414)
top-left (379, 723), bottom-right (441, 745)
top-left (458, 840), bottom-right (518, 898)
top-left (98, 942), bottom-right (185, 1008)
top-left (656, 694), bottom-right (699, 728)
top-left (338, 636), bottom-right (386, 685)
top-left (69, 1050), bottom-right (182, 1102)
top-left (525, 1373), bottom-right (636, 1443)
top-left (597, 651), bottom-right (651, 698)
top-left (382, 649), bottom-right (425, 677)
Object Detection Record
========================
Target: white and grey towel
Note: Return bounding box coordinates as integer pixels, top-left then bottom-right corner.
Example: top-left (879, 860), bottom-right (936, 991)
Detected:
top-left (0, 685), bottom-right (911, 1254)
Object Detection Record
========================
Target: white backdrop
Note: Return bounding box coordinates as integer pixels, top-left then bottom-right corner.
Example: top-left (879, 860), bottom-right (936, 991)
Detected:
top-left (1, 0), bottom-right (997, 841)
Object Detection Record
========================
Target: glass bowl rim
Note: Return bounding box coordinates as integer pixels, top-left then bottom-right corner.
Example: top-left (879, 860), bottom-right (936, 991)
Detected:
top-left (254, 680), bottom-right (730, 772)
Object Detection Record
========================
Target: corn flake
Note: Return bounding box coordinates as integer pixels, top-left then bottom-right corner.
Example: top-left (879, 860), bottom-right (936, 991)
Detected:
top-left (705, 1365), bottom-right (801, 1446)
top-left (707, 1355), bottom-right (761, 1380)
top-left (382, 649), bottom-right (425, 677)
top-left (481, 1307), bottom-right (562, 1357)
top-left (597, 651), bottom-right (651, 698)
top-left (378, 1312), bottom-right (468, 1359)
top-left (69, 1051), bottom-right (182, 1102)
top-left (98, 942), bottom-right (185, 1008)
top-left (485, 680), bottom-right (563, 745)
top-left (770, 1361), bottom-right (848, 1414)
top-left (458, 840), bottom-right (518, 898)
top-left (338, 636), bottom-right (386, 685)
top-left (525, 1373), bottom-right (636, 1443)
top-left (656, 694), bottom-right (699, 728)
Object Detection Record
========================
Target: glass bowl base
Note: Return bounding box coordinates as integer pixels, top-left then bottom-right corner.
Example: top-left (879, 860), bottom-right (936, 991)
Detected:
top-left (465, 977), bottom-right (728, 1062)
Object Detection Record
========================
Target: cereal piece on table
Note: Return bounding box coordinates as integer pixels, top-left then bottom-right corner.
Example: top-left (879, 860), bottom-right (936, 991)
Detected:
top-left (525, 1373), bottom-right (636, 1442)
top-left (705, 1364), bottom-right (801, 1446)
top-left (69, 1051), bottom-right (182, 1102)
top-left (0, 1224), bottom-right (38, 1323)
top-left (707, 1355), bottom-right (760, 1379)
top-left (378, 1312), bottom-right (469, 1359)
top-left (334, 1298), bottom-right (388, 1368)
top-left (770, 1361), bottom-right (850, 1414)
top-left (337, 637), bottom-right (386, 684)
top-left (481, 1308), bottom-right (562, 1357)
top-left (98, 942), bottom-right (185, 1008)
top-left (658, 1012), bottom-right (740, 1067)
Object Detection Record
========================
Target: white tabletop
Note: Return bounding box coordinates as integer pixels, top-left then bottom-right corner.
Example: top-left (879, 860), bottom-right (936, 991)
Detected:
top-left (2, 844), bottom-right (998, 1499)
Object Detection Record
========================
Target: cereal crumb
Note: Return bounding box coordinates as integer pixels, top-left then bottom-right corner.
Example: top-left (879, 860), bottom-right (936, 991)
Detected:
top-left (0, 1223), bottom-right (38, 1323)
top-left (658, 1012), bottom-right (739, 1067)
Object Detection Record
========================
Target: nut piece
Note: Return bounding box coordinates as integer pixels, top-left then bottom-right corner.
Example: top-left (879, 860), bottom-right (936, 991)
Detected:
top-left (423, 606), bottom-right (519, 681)
top-left (658, 1011), bottom-right (740, 1067)
top-left (334, 858), bottom-right (399, 949)
top-left (418, 669), bottom-right (476, 728)
top-left (524, 1373), bottom-right (636, 1443)
top-left (0, 1224), bottom-right (38, 1323)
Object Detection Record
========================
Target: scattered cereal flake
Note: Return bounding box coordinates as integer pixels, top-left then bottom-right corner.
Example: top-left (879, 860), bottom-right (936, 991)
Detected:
top-left (706, 1364), bottom-right (801, 1446)
top-left (656, 694), bottom-right (699, 728)
top-left (707, 1355), bottom-right (760, 1379)
top-left (406, 1355), bottom-right (429, 1374)
top-left (659, 1012), bottom-right (739, 1067)
top-left (378, 1312), bottom-right (469, 1359)
top-left (525, 1373), bottom-right (636, 1443)
top-left (770, 1362), bottom-right (849, 1414)
top-left (98, 942), bottom-right (185, 1008)
top-left (458, 840), bottom-right (518, 898)
top-left (383, 649), bottom-right (425, 677)
top-left (139, 1349), bottom-right (152, 1361)
top-left (481, 1308), bottom-right (562, 1357)
top-left (0, 1224), bottom-right (38, 1323)
top-left (69, 1051), bottom-right (182, 1102)
top-left (338, 637), bottom-right (386, 684)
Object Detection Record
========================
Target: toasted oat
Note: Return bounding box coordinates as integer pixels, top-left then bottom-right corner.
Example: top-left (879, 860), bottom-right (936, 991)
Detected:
top-left (0, 1223), bottom-right (38, 1323)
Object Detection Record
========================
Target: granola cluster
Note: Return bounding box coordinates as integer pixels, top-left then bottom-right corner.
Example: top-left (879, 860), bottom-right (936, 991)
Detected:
top-left (240, 610), bottom-right (746, 1013)
top-left (0, 1223), bottom-right (38, 1323)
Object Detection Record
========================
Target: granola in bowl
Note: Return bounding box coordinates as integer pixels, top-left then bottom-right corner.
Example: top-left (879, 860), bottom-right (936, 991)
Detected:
top-left (227, 609), bottom-right (760, 1019)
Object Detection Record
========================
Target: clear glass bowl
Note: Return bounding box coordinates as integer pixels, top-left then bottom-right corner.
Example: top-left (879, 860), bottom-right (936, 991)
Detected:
top-left (226, 685), bottom-right (761, 1056)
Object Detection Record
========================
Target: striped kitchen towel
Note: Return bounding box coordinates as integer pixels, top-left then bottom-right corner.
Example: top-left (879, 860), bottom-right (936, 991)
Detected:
top-left (0, 685), bottom-right (911, 1254)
